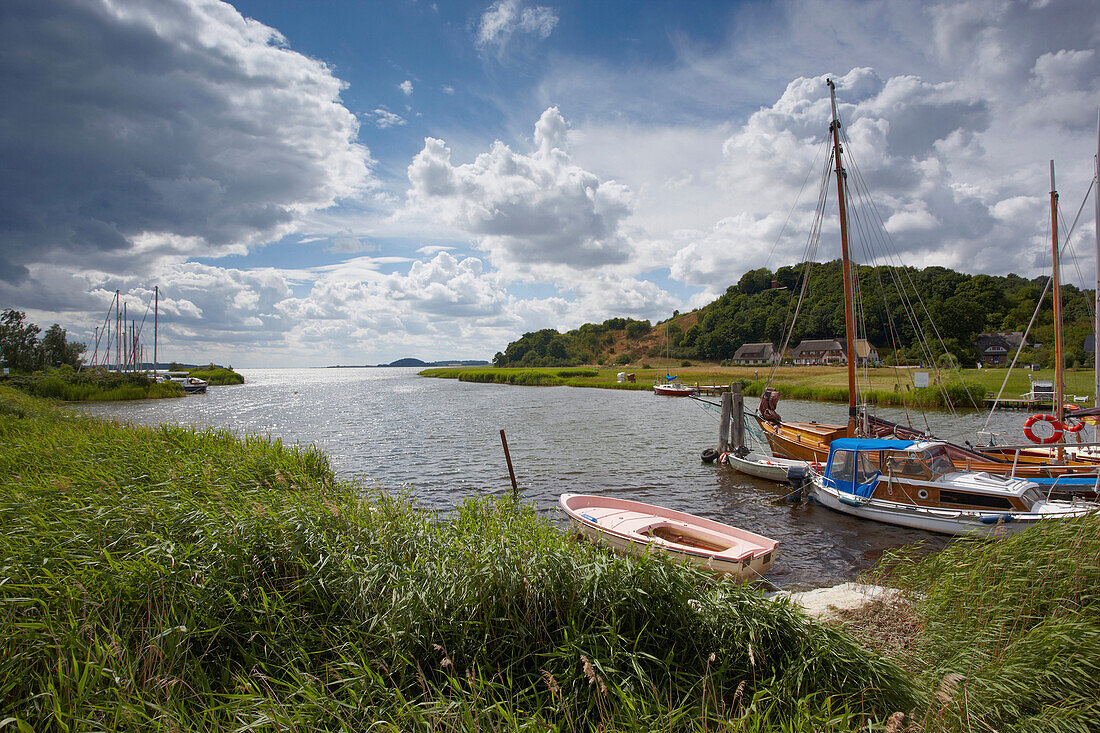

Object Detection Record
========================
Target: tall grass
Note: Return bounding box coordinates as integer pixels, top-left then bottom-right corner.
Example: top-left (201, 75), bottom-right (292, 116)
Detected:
top-left (0, 370), bottom-right (184, 401)
top-left (874, 518), bottom-right (1100, 732)
top-left (0, 386), bottom-right (919, 730)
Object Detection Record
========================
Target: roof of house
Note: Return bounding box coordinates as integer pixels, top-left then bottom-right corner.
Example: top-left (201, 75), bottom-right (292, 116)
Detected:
top-left (791, 339), bottom-right (843, 355)
top-left (838, 338), bottom-right (877, 358)
top-left (732, 342), bottom-right (776, 359)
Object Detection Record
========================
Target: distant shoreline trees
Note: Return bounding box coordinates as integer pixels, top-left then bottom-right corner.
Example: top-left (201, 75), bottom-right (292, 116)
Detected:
top-left (0, 309), bottom-right (86, 373)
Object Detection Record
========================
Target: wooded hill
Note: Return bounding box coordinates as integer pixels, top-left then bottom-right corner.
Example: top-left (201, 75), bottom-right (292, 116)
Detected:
top-left (492, 260), bottom-right (1096, 368)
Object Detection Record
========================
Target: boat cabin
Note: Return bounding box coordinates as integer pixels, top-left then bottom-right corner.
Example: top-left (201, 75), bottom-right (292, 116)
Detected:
top-left (823, 438), bottom-right (1047, 512)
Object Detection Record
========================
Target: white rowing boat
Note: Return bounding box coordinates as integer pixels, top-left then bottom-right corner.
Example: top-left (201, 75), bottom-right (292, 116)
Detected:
top-left (559, 493), bottom-right (778, 580)
top-left (724, 450), bottom-right (809, 483)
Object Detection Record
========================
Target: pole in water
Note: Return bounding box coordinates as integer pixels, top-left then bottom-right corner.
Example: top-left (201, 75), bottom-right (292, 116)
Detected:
top-left (500, 429), bottom-right (519, 500)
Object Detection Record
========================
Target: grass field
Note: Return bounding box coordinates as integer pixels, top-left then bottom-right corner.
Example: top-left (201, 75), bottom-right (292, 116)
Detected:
top-left (2, 385), bottom-right (1097, 730)
top-left (421, 364), bottom-right (1097, 408)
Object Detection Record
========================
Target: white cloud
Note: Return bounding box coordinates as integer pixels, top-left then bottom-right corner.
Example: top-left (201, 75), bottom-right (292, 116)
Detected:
top-left (0, 0), bottom-right (373, 285)
top-left (368, 107), bottom-right (408, 128)
top-left (399, 79), bottom-right (414, 95)
top-left (406, 107), bottom-right (636, 278)
top-left (476, 0), bottom-right (559, 52)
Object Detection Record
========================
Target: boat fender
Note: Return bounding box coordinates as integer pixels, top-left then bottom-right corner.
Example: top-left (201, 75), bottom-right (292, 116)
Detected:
top-left (1023, 414), bottom-right (1063, 444)
top-left (701, 448), bottom-right (719, 463)
top-left (718, 452), bottom-right (730, 465)
top-left (838, 495), bottom-right (864, 508)
top-left (979, 513), bottom-right (1015, 525)
top-left (580, 513), bottom-right (598, 524)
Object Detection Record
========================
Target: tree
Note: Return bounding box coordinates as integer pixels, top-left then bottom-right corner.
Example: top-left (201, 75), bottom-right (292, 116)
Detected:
top-left (0, 309), bottom-right (41, 372)
top-left (40, 324), bottom-right (86, 369)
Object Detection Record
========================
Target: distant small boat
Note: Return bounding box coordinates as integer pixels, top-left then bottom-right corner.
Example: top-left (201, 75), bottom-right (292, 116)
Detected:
top-left (559, 493), bottom-right (778, 580)
top-left (653, 382), bottom-right (695, 396)
top-left (162, 372), bottom-right (208, 394)
top-left (724, 450), bottom-right (809, 483)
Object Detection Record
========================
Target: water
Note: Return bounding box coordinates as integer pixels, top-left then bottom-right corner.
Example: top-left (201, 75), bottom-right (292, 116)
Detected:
top-left (77, 367), bottom-right (1038, 589)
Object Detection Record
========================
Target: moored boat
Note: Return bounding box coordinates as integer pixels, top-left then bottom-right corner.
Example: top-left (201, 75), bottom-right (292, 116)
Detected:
top-left (163, 372), bottom-right (208, 394)
top-left (724, 450), bottom-right (809, 483)
top-left (653, 381), bottom-right (695, 396)
top-left (559, 493), bottom-right (777, 580)
top-left (809, 438), bottom-right (1099, 535)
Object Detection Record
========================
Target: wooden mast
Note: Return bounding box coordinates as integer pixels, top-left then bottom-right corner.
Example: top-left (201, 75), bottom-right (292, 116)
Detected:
top-left (828, 78), bottom-right (859, 436)
top-left (1050, 160), bottom-right (1064, 462)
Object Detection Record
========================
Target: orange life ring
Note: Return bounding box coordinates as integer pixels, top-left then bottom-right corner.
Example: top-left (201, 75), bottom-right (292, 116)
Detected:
top-left (1023, 413), bottom-right (1063, 444)
top-left (1060, 404), bottom-right (1085, 433)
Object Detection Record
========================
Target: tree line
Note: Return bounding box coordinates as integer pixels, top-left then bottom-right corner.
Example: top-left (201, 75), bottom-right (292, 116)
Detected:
top-left (0, 309), bottom-right (86, 372)
top-left (493, 261), bottom-right (1095, 367)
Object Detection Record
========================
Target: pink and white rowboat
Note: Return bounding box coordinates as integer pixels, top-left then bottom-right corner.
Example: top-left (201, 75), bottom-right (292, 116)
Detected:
top-left (559, 493), bottom-right (778, 580)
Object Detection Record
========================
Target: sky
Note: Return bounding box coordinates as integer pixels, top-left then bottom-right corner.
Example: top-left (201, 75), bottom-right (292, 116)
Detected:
top-left (1, 0), bottom-right (1098, 367)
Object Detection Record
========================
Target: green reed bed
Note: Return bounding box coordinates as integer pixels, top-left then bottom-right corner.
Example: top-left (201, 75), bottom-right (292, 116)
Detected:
top-left (186, 367), bottom-right (245, 385)
top-left (0, 371), bottom-right (185, 402)
top-left (0, 386), bottom-right (919, 730)
top-left (873, 518), bottom-right (1100, 732)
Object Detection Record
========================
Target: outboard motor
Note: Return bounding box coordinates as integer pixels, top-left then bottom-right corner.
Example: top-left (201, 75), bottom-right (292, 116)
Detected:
top-left (783, 464), bottom-right (810, 502)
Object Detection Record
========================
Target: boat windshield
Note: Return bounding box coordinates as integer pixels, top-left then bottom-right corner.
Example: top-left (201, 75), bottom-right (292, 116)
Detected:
top-left (924, 447), bottom-right (955, 477)
top-left (829, 450), bottom-right (877, 483)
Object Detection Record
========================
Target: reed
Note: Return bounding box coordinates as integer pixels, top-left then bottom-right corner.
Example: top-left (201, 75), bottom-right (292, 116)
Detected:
top-left (873, 518), bottom-right (1100, 732)
top-left (0, 371), bottom-right (185, 401)
top-left (0, 386), bottom-right (921, 730)
top-left (186, 367), bottom-right (245, 385)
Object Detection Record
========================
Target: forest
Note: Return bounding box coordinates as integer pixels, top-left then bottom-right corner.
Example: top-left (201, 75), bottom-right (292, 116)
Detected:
top-left (493, 261), bottom-right (1095, 368)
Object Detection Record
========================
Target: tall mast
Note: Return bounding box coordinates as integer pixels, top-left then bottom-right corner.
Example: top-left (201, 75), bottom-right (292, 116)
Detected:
top-left (154, 285), bottom-right (159, 379)
top-left (1050, 161), bottom-right (1065, 461)
top-left (1094, 104), bottom-right (1099, 410)
top-left (828, 78), bottom-right (859, 435)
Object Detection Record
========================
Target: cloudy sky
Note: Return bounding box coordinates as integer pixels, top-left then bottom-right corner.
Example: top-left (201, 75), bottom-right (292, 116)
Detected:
top-left (1, 0), bottom-right (1098, 367)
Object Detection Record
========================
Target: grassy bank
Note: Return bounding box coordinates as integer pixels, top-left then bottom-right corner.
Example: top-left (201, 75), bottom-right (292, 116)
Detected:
top-left (422, 365), bottom-right (1094, 408)
top-left (2, 387), bottom-right (1097, 730)
top-left (186, 366), bottom-right (245, 385)
top-left (0, 368), bottom-right (184, 401)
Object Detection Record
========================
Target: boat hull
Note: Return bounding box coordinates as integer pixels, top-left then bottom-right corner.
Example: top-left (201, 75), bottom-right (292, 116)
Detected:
top-left (559, 493), bottom-right (777, 580)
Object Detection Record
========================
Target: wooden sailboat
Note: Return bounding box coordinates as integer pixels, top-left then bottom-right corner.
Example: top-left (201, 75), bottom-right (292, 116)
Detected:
top-left (755, 84), bottom-right (1100, 492)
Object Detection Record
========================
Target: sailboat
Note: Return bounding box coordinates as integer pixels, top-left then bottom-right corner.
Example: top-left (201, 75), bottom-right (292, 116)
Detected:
top-left (754, 81), bottom-right (1100, 492)
top-left (654, 320), bottom-right (695, 396)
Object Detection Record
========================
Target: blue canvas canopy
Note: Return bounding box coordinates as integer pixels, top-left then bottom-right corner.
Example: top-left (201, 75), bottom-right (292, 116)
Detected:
top-left (829, 438), bottom-right (916, 452)
top-left (664, 373), bottom-right (678, 382)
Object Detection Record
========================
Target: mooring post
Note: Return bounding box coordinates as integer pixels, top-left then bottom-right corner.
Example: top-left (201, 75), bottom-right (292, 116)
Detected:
top-left (732, 382), bottom-right (745, 451)
top-left (500, 429), bottom-right (519, 500)
top-left (718, 389), bottom-right (733, 453)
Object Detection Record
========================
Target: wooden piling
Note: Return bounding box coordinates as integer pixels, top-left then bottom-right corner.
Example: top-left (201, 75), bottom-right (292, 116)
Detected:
top-left (732, 382), bottom-right (744, 451)
top-left (718, 390), bottom-right (732, 453)
top-left (500, 429), bottom-right (518, 500)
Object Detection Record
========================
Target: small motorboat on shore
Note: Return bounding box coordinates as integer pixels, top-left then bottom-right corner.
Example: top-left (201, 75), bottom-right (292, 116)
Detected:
top-left (559, 493), bottom-right (778, 580)
top-left (724, 450), bottom-right (810, 483)
top-left (161, 372), bottom-right (208, 394)
top-left (810, 438), bottom-right (1099, 536)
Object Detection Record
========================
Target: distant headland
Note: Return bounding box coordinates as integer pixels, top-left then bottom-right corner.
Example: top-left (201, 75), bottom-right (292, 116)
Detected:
top-left (327, 358), bottom-right (490, 368)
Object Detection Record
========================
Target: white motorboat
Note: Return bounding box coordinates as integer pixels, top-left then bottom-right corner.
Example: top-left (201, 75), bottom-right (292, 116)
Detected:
top-left (810, 438), bottom-right (1098, 536)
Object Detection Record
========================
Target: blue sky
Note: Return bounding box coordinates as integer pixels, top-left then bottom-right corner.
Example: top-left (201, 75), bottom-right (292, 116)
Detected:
top-left (1, 0), bottom-right (1098, 367)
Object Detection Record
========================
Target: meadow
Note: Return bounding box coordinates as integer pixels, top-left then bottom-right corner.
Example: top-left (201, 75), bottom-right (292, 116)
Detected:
top-left (420, 365), bottom-right (1098, 409)
top-left (1, 385), bottom-right (1097, 731)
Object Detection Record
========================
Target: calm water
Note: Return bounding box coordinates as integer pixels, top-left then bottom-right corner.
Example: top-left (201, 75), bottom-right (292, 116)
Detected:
top-left (77, 368), bottom-right (1038, 589)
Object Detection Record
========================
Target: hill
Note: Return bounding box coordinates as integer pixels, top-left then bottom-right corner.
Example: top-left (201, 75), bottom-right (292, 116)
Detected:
top-left (493, 260), bottom-right (1095, 368)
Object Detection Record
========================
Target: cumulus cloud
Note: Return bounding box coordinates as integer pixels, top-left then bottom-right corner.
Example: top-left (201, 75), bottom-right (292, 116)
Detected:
top-left (399, 80), bottom-right (414, 95)
top-left (406, 107), bottom-right (635, 278)
top-left (0, 0), bottom-right (372, 285)
top-left (476, 0), bottom-right (558, 53)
